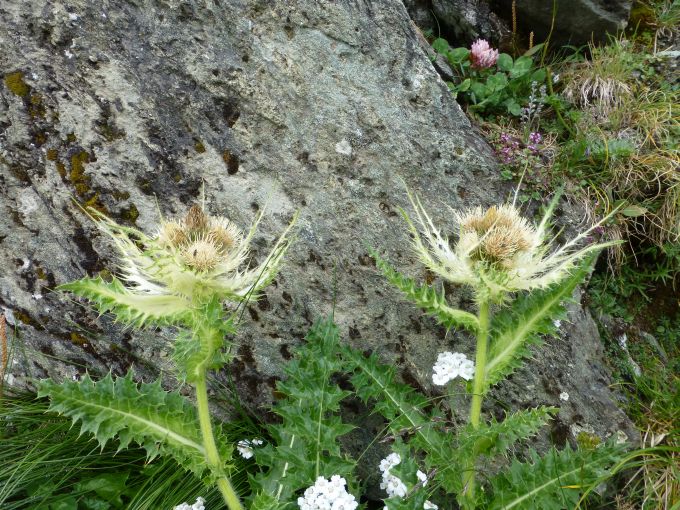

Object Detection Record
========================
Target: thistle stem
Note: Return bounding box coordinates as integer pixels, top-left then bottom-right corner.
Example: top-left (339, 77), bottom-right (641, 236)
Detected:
top-left (462, 299), bottom-right (490, 508)
top-left (195, 373), bottom-right (244, 510)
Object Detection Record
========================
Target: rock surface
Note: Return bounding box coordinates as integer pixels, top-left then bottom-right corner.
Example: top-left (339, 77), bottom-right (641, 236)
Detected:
top-left (432, 0), bottom-right (510, 45)
top-left (490, 0), bottom-right (633, 46)
top-left (403, 0), bottom-right (510, 46)
top-left (1, 0), bottom-right (634, 453)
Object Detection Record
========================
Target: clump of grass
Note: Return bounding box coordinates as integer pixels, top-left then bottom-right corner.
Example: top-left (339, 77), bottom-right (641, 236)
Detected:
top-left (562, 38), bottom-right (636, 114)
top-left (552, 33), bottom-right (679, 269)
top-left (596, 313), bottom-right (680, 510)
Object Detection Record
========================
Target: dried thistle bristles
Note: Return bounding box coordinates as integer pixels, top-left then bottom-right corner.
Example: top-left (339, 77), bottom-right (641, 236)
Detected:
top-left (208, 217), bottom-right (241, 251)
top-left (184, 204), bottom-right (209, 232)
top-left (182, 238), bottom-right (221, 272)
top-left (458, 205), bottom-right (534, 267)
top-left (158, 221), bottom-right (189, 248)
top-left (404, 190), bottom-right (617, 300)
top-left (88, 202), bottom-right (297, 305)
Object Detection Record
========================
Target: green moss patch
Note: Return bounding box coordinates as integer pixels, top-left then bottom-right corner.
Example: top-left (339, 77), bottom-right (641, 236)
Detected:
top-left (4, 71), bottom-right (29, 97)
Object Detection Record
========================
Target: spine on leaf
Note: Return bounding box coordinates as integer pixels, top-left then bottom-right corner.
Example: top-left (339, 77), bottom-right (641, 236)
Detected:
top-left (59, 276), bottom-right (193, 327)
top-left (484, 257), bottom-right (595, 390)
top-left (371, 250), bottom-right (479, 333)
top-left (488, 441), bottom-right (626, 510)
top-left (38, 371), bottom-right (232, 481)
top-left (457, 406), bottom-right (558, 458)
top-left (251, 319), bottom-right (356, 504)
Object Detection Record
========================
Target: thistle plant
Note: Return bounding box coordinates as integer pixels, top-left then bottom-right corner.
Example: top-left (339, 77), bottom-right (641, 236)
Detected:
top-left (39, 202), bottom-right (296, 510)
top-left (362, 189), bottom-right (623, 509)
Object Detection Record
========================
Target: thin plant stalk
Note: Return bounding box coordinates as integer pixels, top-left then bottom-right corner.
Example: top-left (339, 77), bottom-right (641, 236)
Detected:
top-left (462, 299), bottom-right (490, 508)
top-left (195, 373), bottom-right (244, 510)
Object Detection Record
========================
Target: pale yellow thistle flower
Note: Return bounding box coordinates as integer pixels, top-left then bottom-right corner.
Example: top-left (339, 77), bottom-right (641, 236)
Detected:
top-left (403, 190), bottom-right (618, 300)
top-left (89, 203), bottom-right (297, 310)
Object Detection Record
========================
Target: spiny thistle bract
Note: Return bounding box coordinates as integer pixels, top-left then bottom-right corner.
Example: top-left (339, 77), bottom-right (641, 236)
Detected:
top-left (60, 203), bottom-right (297, 327)
top-left (402, 190), bottom-right (617, 301)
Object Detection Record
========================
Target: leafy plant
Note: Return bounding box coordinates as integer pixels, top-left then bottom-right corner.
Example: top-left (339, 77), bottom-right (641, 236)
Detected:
top-left (40, 203), bottom-right (296, 510)
top-left (432, 37), bottom-right (546, 116)
top-left (249, 319), bottom-right (356, 509)
top-left (0, 391), bottom-right (239, 510)
top-left (238, 189), bottom-right (625, 509)
top-left (352, 188), bottom-right (625, 509)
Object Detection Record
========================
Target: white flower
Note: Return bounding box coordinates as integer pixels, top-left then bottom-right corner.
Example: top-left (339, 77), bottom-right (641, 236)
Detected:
top-left (378, 453), bottom-right (408, 498)
top-left (379, 453), bottom-right (401, 473)
top-left (416, 470), bottom-right (428, 486)
top-left (236, 438), bottom-right (263, 459)
top-left (424, 502), bottom-right (438, 510)
top-left (381, 473), bottom-right (408, 498)
top-left (80, 203), bottom-right (296, 322)
top-left (403, 190), bottom-right (617, 300)
top-left (554, 319), bottom-right (562, 329)
top-left (432, 352), bottom-right (475, 385)
top-left (559, 392), bottom-right (570, 402)
top-left (297, 475), bottom-right (358, 510)
top-left (173, 497), bottom-right (206, 510)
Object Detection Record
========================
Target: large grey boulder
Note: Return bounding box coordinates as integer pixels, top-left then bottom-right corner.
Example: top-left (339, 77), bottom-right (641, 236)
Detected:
top-left (490, 0), bottom-right (633, 46)
top-left (402, 0), bottom-right (510, 46)
top-left (1, 0), bottom-right (634, 452)
top-left (432, 0), bottom-right (510, 45)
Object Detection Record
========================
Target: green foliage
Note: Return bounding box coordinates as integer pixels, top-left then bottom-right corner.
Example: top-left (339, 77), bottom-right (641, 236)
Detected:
top-left (250, 492), bottom-right (285, 510)
top-left (431, 37), bottom-right (546, 116)
top-left (483, 258), bottom-right (594, 390)
top-left (343, 343), bottom-right (446, 452)
top-left (59, 276), bottom-right (192, 328)
top-left (344, 342), bottom-right (464, 494)
top-left (460, 406), bottom-right (558, 458)
top-left (0, 393), bottom-right (230, 510)
top-left (488, 441), bottom-right (626, 509)
top-left (371, 250), bottom-right (479, 332)
top-left (173, 298), bottom-right (236, 383)
top-left (250, 319), bottom-right (356, 506)
top-left (38, 371), bottom-right (232, 482)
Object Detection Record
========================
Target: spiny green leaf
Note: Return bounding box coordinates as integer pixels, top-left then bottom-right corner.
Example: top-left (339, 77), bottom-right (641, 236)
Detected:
top-left (488, 441), bottom-right (626, 509)
top-left (459, 406), bottom-right (557, 458)
top-left (250, 492), bottom-right (292, 510)
top-left (38, 371), bottom-right (231, 481)
top-left (251, 319), bottom-right (356, 504)
top-left (371, 250), bottom-right (479, 333)
top-left (59, 276), bottom-right (192, 328)
top-left (484, 258), bottom-right (595, 390)
top-left (342, 345), bottom-right (462, 492)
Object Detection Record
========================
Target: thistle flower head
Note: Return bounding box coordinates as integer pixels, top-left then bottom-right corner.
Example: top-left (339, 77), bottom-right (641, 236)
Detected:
top-left (85, 202), bottom-right (296, 320)
top-left (402, 189), bottom-right (616, 300)
top-left (470, 39), bottom-right (499, 69)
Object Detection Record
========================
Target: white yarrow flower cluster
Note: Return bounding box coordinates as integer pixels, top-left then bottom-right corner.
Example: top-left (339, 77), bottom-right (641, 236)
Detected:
top-left (173, 497), bottom-right (205, 510)
top-left (236, 438), bottom-right (263, 459)
top-left (297, 475), bottom-right (358, 510)
top-left (432, 352), bottom-right (475, 385)
top-left (423, 501), bottom-right (438, 509)
top-left (379, 453), bottom-right (407, 498)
